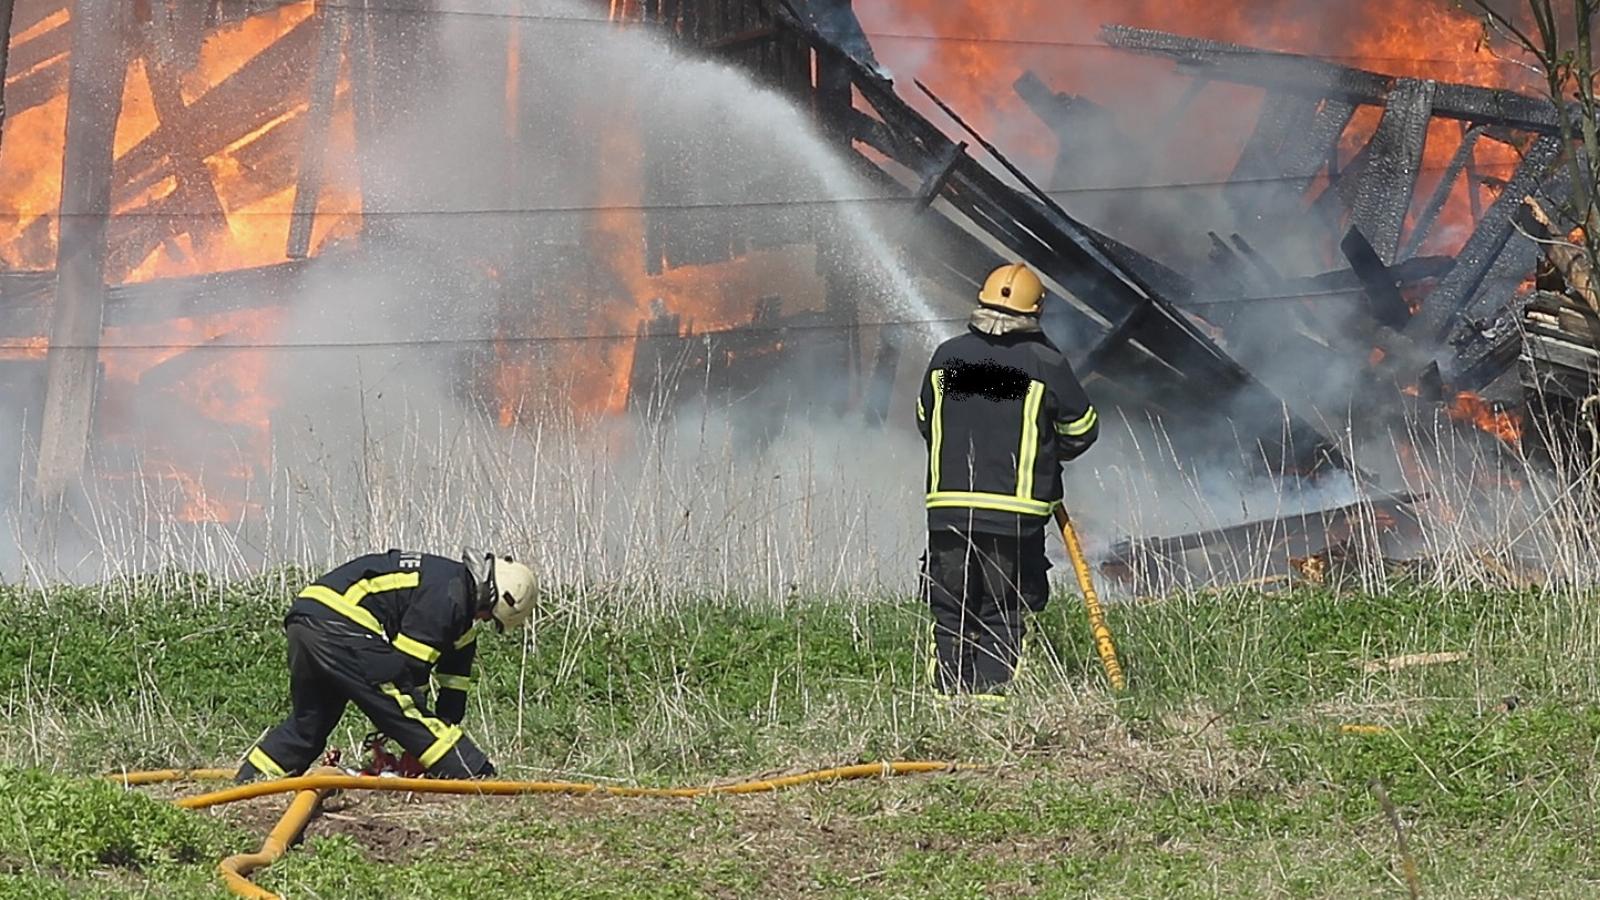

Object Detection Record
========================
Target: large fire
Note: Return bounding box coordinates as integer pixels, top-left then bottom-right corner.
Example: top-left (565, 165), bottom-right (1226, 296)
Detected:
top-left (0, 0), bottom-right (1556, 524)
top-left (0, 1), bottom-right (361, 521)
top-left (857, 0), bottom-right (1532, 257)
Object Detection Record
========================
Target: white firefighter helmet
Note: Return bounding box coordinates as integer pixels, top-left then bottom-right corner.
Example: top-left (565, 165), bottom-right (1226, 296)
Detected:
top-left (489, 556), bottom-right (538, 632)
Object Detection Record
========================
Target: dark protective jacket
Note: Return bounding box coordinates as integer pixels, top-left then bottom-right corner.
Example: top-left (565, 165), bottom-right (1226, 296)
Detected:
top-left (287, 549), bottom-right (479, 723)
top-left (916, 322), bottom-right (1099, 536)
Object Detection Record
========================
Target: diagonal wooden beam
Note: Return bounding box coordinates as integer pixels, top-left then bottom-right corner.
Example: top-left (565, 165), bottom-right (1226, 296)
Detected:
top-left (1346, 78), bottom-right (1435, 264)
top-left (113, 16), bottom-right (316, 204)
top-left (141, 34), bottom-right (231, 258)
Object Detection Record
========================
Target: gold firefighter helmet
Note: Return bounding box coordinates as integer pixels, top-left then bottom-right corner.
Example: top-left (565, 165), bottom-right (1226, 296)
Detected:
top-left (977, 262), bottom-right (1045, 315)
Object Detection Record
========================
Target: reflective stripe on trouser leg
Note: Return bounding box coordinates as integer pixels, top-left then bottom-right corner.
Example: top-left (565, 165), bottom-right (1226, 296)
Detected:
top-left (246, 746), bottom-right (287, 779)
top-left (378, 682), bottom-right (463, 768)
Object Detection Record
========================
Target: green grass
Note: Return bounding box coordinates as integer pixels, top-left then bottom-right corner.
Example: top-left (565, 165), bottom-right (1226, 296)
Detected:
top-left (1, 575), bottom-right (1598, 896)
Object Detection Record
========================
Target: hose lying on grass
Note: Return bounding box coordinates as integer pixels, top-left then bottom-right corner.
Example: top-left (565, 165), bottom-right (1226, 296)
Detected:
top-left (112, 760), bottom-right (974, 899)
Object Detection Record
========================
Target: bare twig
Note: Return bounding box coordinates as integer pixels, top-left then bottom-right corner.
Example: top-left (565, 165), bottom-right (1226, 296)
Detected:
top-left (1372, 778), bottom-right (1423, 900)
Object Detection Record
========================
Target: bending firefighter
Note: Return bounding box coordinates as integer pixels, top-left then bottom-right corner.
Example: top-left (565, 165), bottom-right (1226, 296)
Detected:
top-left (235, 549), bottom-right (539, 782)
top-left (917, 263), bottom-right (1099, 698)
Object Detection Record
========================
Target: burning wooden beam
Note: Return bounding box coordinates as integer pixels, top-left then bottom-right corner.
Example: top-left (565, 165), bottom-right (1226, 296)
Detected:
top-left (141, 45), bottom-right (232, 258)
top-left (1225, 90), bottom-right (1321, 219)
top-left (1399, 124), bottom-right (1487, 261)
top-left (2, 7), bottom-right (69, 122)
top-left (1100, 25), bottom-right (1565, 136)
top-left (1101, 490), bottom-right (1423, 588)
top-left (0, 258), bottom-right (323, 338)
top-left (113, 15), bottom-right (317, 207)
top-left (777, 7), bottom-right (1355, 476)
top-left (1347, 78), bottom-right (1434, 264)
top-left (1340, 227), bottom-right (1412, 331)
top-left (1406, 136), bottom-right (1562, 343)
top-left (35, 0), bottom-right (128, 502)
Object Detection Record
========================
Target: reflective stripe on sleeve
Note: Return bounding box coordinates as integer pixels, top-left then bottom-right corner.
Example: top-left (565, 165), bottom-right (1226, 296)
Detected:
top-left (1056, 406), bottom-right (1098, 437)
top-left (435, 673), bottom-right (472, 691)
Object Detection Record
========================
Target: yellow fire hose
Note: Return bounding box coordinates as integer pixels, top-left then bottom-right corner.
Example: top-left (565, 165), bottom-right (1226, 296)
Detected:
top-left (215, 767), bottom-right (342, 900)
top-left (111, 760), bottom-right (972, 899)
top-left (1055, 504), bottom-right (1127, 692)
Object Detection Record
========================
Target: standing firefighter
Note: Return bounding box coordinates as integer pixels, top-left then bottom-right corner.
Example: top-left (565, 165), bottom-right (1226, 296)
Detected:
top-left (917, 263), bottom-right (1099, 698)
top-left (235, 548), bottom-right (539, 782)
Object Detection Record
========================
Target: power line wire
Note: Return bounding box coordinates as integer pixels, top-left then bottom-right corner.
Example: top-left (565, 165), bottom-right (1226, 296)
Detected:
top-left (308, 2), bottom-right (1535, 68)
top-left (1, 283), bottom-right (1462, 352)
top-left (24, 156), bottom-right (1529, 221)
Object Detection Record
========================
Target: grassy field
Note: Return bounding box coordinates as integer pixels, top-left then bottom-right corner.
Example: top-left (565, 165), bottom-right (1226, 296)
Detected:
top-left (1, 573), bottom-right (1597, 898)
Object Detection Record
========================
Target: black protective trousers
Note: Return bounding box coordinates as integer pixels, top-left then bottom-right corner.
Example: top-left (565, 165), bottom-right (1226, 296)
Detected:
top-left (922, 529), bottom-right (1050, 695)
top-left (235, 615), bottom-right (491, 782)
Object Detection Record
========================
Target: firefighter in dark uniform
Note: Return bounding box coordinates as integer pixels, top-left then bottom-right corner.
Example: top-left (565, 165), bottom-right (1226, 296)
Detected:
top-left (234, 548), bottom-right (539, 781)
top-left (917, 263), bottom-right (1099, 698)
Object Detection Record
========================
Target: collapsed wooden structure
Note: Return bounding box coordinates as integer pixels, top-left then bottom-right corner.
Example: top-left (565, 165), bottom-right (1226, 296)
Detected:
top-left (2, 0), bottom-right (1597, 580)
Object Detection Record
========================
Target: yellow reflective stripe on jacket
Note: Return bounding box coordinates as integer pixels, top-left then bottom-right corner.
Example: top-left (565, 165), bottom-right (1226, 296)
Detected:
top-left (926, 491), bottom-right (1054, 516)
top-left (393, 633), bottom-right (441, 664)
top-left (1056, 406), bottom-right (1097, 437)
top-left (298, 585), bottom-right (384, 634)
top-left (379, 683), bottom-right (463, 769)
top-left (297, 572), bottom-right (421, 636)
top-left (1016, 381), bottom-right (1045, 502)
top-left (928, 369), bottom-right (945, 491)
top-left (435, 673), bottom-right (472, 691)
top-left (916, 395), bottom-right (925, 422)
top-left (345, 573), bottom-right (421, 606)
top-left (453, 628), bottom-right (477, 650)
top-left (247, 747), bottom-right (287, 779)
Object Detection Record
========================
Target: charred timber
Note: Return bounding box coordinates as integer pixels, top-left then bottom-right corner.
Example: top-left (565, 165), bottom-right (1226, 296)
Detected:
top-left (0, 259), bottom-right (322, 337)
top-left (114, 16), bottom-right (317, 204)
top-left (141, 42), bottom-right (231, 260)
top-left (1226, 91), bottom-right (1322, 218)
top-left (1102, 490), bottom-right (1423, 581)
top-left (35, 0), bottom-right (128, 501)
top-left (1399, 125), bottom-right (1487, 262)
top-left (1340, 227), bottom-right (1411, 330)
top-left (1446, 303), bottom-right (1525, 394)
top-left (776, 4), bottom-right (1354, 475)
top-left (1348, 79), bottom-right (1434, 264)
top-left (1101, 25), bottom-right (1566, 136)
top-left (1407, 136), bottom-right (1562, 343)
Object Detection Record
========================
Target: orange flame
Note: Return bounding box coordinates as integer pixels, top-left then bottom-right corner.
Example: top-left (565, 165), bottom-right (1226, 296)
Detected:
top-left (0, 3), bottom-right (368, 521)
top-left (1448, 390), bottom-right (1523, 445)
top-left (856, 0), bottom-right (1530, 255)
